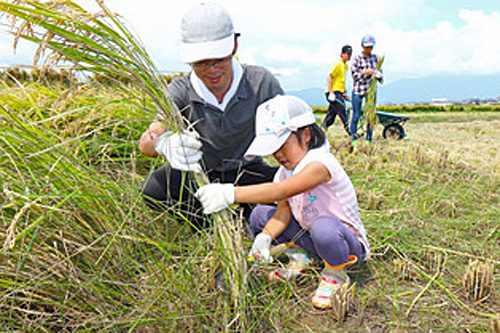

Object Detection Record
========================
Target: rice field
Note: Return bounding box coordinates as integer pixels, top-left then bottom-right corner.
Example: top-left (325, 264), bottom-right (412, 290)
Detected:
top-left (0, 82), bottom-right (498, 331)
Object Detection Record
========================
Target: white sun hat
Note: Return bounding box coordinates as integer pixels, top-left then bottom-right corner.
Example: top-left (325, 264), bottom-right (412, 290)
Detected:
top-left (180, 2), bottom-right (236, 63)
top-left (244, 95), bottom-right (316, 159)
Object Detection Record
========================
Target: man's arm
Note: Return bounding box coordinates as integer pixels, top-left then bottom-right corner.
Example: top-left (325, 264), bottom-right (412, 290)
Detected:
top-left (327, 74), bottom-right (334, 94)
top-left (138, 121), bottom-right (167, 157)
top-left (138, 76), bottom-right (187, 157)
top-left (327, 62), bottom-right (338, 93)
top-left (351, 56), bottom-right (363, 82)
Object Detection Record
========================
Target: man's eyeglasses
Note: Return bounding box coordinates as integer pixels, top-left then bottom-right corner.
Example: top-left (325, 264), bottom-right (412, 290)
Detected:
top-left (192, 55), bottom-right (232, 70)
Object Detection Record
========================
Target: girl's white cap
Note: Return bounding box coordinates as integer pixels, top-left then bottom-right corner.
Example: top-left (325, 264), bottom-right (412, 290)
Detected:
top-left (244, 95), bottom-right (316, 159)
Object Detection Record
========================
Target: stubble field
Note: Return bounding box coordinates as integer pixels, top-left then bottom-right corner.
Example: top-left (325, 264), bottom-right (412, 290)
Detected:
top-left (0, 83), bottom-right (498, 331)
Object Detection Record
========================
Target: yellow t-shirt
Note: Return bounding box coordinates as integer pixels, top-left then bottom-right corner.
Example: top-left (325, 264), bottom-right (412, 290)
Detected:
top-left (325, 60), bottom-right (348, 93)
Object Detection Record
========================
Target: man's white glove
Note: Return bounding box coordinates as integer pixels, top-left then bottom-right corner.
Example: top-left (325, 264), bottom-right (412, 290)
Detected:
top-left (374, 70), bottom-right (383, 80)
top-left (195, 183), bottom-right (235, 214)
top-left (327, 92), bottom-right (336, 102)
top-left (155, 131), bottom-right (203, 173)
top-left (248, 233), bottom-right (272, 263)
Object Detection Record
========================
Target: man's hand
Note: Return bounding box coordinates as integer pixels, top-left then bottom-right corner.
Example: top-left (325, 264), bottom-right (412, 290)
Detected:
top-left (195, 183), bottom-right (235, 214)
top-left (155, 131), bottom-right (203, 172)
top-left (248, 233), bottom-right (272, 262)
top-left (374, 70), bottom-right (383, 80)
top-left (362, 69), bottom-right (375, 76)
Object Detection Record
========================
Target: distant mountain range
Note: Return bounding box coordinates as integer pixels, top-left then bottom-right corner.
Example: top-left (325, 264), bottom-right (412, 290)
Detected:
top-left (287, 74), bottom-right (500, 106)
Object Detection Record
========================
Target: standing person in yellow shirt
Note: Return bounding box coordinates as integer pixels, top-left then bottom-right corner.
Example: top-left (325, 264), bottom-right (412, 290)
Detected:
top-left (323, 45), bottom-right (352, 134)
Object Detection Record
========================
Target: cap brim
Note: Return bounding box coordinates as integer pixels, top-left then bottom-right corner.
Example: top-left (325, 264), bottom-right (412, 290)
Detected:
top-left (362, 42), bottom-right (375, 47)
top-left (244, 132), bottom-right (290, 160)
top-left (181, 34), bottom-right (234, 63)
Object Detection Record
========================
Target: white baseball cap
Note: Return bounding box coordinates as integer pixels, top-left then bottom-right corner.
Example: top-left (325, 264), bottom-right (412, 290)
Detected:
top-left (244, 95), bottom-right (316, 159)
top-left (180, 2), bottom-right (236, 63)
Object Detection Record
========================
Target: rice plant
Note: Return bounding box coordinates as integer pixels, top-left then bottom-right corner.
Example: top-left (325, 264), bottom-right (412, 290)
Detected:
top-left (0, 0), bottom-right (249, 329)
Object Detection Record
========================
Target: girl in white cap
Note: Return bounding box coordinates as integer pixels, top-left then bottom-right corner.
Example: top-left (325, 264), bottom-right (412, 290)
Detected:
top-left (196, 95), bottom-right (369, 310)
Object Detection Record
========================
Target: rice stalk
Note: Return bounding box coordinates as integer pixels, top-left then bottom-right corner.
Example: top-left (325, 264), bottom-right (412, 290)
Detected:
top-left (0, 5), bottom-right (248, 331)
top-left (331, 282), bottom-right (355, 322)
top-left (364, 55), bottom-right (384, 129)
top-left (463, 259), bottom-right (495, 303)
top-left (0, 1), bottom-right (249, 326)
top-left (491, 317), bottom-right (500, 333)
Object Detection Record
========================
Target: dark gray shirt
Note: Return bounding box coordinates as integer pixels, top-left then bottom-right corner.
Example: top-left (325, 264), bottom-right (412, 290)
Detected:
top-left (168, 64), bottom-right (284, 172)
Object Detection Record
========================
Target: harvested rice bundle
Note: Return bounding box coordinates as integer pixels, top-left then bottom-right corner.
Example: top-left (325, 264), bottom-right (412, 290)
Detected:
top-left (364, 55), bottom-right (384, 129)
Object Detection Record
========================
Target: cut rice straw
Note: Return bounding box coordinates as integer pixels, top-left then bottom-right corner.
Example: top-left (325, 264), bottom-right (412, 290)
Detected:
top-left (424, 245), bottom-right (500, 265)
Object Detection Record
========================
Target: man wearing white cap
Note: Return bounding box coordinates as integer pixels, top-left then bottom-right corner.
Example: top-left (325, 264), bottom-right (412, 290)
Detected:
top-left (138, 2), bottom-right (284, 229)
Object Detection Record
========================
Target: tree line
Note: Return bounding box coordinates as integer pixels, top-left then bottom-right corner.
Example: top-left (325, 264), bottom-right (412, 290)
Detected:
top-left (0, 67), bottom-right (184, 86)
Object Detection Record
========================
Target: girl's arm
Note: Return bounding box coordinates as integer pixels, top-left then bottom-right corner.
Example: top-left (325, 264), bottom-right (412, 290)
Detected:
top-left (248, 199), bottom-right (292, 261)
top-left (260, 200), bottom-right (292, 239)
top-left (235, 161), bottom-right (331, 204)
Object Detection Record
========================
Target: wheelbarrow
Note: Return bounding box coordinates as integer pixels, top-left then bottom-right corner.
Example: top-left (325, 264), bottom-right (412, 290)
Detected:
top-left (344, 103), bottom-right (409, 140)
top-left (376, 111), bottom-right (409, 140)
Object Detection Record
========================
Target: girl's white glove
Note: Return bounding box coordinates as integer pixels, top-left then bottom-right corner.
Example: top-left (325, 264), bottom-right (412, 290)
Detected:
top-left (155, 131), bottom-right (203, 173)
top-left (195, 183), bottom-right (235, 214)
top-left (248, 233), bottom-right (272, 263)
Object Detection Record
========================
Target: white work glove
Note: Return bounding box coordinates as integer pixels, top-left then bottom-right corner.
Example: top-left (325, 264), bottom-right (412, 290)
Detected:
top-left (155, 131), bottom-right (203, 173)
top-left (195, 183), bottom-right (235, 214)
top-left (248, 233), bottom-right (272, 263)
top-left (327, 92), bottom-right (336, 102)
top-left (374, 70), bottom-right (383, 80)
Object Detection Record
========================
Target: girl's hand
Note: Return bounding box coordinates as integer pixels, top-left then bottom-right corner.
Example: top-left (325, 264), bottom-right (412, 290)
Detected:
top-left (248, 233), bottom-right (272, 262)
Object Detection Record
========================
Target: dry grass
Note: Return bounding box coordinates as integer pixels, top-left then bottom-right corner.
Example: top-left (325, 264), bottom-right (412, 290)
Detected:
top-left (318, 111), bottom-right (499, 331)
top-left (1, 82), bottom-right (499, 331)
top-left (405, 114), bottom-right (500, 178)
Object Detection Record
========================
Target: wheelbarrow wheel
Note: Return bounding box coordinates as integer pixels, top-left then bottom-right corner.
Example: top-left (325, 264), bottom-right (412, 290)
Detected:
top-left (383, 123), bottom-right (405, 140)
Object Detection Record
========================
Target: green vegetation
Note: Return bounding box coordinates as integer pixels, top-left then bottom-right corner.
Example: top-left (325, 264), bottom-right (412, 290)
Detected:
top-left (376, 104), bottom-right (500, 113)
top-left (1, 67), bottom-right (184, 87)
top-left (1, 82), bottom-right (498, 331)
top-left (0, 0), bottom-right (252, 328)
top-left (313, 103), bottom-right (500, 114)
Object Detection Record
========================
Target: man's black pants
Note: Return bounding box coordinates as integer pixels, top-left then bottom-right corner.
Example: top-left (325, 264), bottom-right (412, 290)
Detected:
top-left (140, 161), bottom-right (278, 230)
top-left (323, 91), bottom-right (350, 134)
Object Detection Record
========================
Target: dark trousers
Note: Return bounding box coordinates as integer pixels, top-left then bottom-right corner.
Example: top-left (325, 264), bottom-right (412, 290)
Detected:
top-left (140, 161), bottom-right (278, 230)
top-left (323, 91), bottom-right (350, 134)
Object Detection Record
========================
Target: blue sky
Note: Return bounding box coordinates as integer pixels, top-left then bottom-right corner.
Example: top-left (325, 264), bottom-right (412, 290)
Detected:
top-left (1, 0), bottom-right (499, 92)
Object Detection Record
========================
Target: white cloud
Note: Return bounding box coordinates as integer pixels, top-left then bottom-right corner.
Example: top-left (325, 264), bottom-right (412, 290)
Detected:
top-left (369, 9), bottom-right (500, 84)
top-left (0, 1), bottom-right (499, 91)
